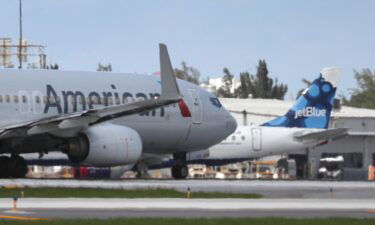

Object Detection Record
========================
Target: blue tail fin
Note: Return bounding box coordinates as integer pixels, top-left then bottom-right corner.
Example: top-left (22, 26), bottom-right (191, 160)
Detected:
top-left (262, 67), bottom-right (340, 129)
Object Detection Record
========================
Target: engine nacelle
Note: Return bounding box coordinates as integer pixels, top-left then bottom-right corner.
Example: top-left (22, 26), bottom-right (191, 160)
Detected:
top-left (67, 124), bottom-right (142, 167)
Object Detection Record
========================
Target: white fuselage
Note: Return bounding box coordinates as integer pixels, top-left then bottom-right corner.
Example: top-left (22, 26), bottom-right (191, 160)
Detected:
top-left (208, 126), bottom-right (324, 159)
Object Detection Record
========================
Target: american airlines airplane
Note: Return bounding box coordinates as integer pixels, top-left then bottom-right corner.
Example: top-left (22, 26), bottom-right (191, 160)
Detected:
top-left (0, 44), bottom-right (237, 179)
top-left (189, 67), bottom-right (347, 164)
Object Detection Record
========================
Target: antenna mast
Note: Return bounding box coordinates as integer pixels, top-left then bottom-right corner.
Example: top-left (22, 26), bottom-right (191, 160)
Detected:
top-left (18, 0), bottom-right (23, 69)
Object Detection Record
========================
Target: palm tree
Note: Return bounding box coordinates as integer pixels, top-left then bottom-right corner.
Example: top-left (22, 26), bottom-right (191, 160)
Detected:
top-left (296, 78), bottom-right (311, 99)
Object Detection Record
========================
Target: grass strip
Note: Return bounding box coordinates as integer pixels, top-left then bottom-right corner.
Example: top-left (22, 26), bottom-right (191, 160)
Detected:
top-left (0, 187), bottom-right (262, 199)
top-left (1, 218), bottom-right (375, 225)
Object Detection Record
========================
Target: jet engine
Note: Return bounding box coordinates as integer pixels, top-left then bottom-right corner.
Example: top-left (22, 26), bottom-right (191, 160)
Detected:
top-left (66, 124), bottom-right (142, 167)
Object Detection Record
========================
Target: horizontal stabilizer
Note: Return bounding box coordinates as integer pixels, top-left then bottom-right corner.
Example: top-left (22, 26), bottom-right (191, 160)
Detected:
top-left (294, 128), bottom-right (348, 143)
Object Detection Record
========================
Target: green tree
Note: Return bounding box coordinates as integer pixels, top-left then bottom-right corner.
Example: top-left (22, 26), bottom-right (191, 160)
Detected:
top-left (343, 69), bottom-right (375, 109)
top-left (296, 79), bottom-right (311, 99)
top-left (217, 68), bottom-right (234, 98)
top-left (174, 61), bottom-right (201, 85)
top-left (235, 72), bottom-right (254, 98)
top-left (235, 60), bottom-right (288, 99)
top-left (97, 63), bottom-right (112, 72)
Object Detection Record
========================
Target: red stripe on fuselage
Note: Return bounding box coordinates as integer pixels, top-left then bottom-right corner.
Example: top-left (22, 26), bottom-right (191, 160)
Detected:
top-left (178, 100), bottom-right (192, 117)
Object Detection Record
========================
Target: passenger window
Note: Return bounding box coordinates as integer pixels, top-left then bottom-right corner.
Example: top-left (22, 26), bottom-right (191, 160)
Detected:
top-left (108, 97), bottom-right (113, 105)
top-left (94, 96), bottom-right (100, 104)
top-left (0, 95), bottom-right (2, 103)
top-left (49, 96), bottom-right (56, 104)
top-left (35, 96), bottom-right (41, 104)
top-left (78, 96), bottom-right (83, 105)
top-left (90, 96), bottom-right (96, 105)
top-left (6, 95), bottom-right (10, 103)
top-left (14, 95), bottom-right (19, 103)
top-left (241, 136), bottom-right (245, 141)
top-left (22, 96), bottom-right (27, 103)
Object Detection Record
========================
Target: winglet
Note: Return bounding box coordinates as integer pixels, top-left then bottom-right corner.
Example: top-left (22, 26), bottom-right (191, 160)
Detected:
top-left (159, 43), bottom-right (182, 99)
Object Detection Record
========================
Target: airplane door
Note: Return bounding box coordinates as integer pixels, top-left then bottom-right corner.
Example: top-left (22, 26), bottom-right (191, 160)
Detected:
top-left (252, 128), bottom-right (262, 151)
top-left (189, 89), bottom-right (202, 124)
top-left (177, 89), bottom-right (204, 149)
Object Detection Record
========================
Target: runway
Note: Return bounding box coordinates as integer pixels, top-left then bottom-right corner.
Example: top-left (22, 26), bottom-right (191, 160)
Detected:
top-left (1, 209), bottom-right (375, 219)
top-left (0, 198), bottom-right (375, 219)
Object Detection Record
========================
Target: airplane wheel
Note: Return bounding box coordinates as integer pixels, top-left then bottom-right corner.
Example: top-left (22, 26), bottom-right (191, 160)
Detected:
top-left (171, 165), bottom-right (179, 178)
top-left (179, 165), bottom-right (189, 179)
top-left (0, 156), bottom-right (10, 178)
top-left (8, 155), bottom-right (28, 178)
top-left (171, 164), bottom-right (189, 179)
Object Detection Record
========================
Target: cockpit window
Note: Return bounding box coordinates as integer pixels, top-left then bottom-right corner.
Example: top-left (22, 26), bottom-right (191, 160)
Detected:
top-left (210, 97), bottom-right (222, 108)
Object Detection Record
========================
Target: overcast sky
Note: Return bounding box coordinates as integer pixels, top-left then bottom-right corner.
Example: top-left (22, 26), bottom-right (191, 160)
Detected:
top-left (1, 0), bottom-right (374, 98)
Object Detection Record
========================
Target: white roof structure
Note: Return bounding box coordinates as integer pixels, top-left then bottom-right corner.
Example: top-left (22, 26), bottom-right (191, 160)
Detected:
top-left (201, 77), bottom-right (241, 94)
top-left (220, 98), bottom-right (375, 125)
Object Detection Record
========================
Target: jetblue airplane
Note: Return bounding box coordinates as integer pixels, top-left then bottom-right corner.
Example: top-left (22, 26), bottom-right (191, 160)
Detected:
top-left (193, 67), bottom-right (347, 163)
top-left (0, 44), bottom-right (237, 179)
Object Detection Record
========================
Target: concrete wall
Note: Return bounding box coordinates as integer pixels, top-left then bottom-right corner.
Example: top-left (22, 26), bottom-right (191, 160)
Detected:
top-left (331, 117), bottom-right (375, 132)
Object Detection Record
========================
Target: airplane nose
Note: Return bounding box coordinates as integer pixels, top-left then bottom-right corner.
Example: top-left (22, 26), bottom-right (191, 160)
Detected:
top-left (225, 112), bottom-right (237, 136)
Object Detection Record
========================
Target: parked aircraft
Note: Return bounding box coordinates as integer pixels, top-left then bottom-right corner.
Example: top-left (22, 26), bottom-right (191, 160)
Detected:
top-left (191, 67), bottom-right (347, 163)
top-left (0, 44), bottom-right (237, 179)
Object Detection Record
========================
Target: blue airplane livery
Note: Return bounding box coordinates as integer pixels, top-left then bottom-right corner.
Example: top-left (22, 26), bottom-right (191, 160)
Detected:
top-left (262, 69), bottom-right (338, 129)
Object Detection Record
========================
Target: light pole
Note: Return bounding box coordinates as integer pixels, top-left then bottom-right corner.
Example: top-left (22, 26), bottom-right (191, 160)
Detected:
top-left (18, 0), bottom-right (23, 69)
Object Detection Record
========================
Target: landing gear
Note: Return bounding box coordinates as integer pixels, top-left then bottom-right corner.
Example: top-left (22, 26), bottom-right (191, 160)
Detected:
top-left (8, 155), bottom-right (28, 178)
top-left (0, 156), bottom-right (10, 178)
top-left (0, 155), bottom-right (28, 178)
top-left (135, 163), bottom-right (151, 179)
top-left (171, 152), bottom-right (189, 179)
top-left (171, 164), bottom-right (189, 179)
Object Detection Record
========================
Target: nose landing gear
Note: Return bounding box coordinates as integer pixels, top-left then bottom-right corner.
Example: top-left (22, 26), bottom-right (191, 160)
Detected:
top-left (171, 152), bottom-right (189, 179)
top-left (0, 155), bottom-right (28, 178)
top-left (0, 156), bottom-right (10, 178)
top-left (171, 164), bottom-right (189, 179)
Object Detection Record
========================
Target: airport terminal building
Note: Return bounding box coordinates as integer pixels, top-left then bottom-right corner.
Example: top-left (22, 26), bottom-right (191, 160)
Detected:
top-left (220, 98), bottom-right (375, 180)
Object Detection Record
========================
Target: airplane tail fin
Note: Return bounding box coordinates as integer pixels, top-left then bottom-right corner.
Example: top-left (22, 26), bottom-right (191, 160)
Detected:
top-left (159, 43), bottom-right (182, 100)
top-left (262, 67), bottom-right (340, 129)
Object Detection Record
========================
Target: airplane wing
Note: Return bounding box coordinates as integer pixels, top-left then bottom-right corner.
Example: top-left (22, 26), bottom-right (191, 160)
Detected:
top-left (0, 43), bottom-right (182, 139)
top-left (294, 128), bottom-right (348, 144)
